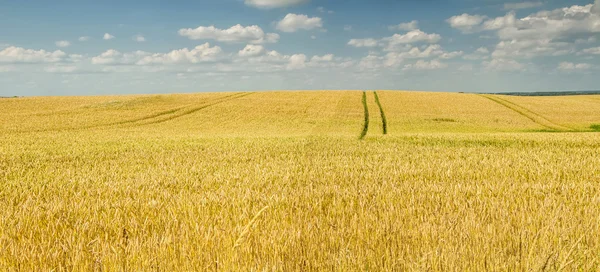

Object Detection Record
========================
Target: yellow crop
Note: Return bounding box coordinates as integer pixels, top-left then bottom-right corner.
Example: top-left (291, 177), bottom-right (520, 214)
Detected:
top-left (1, 91), bottom-right (600, 271)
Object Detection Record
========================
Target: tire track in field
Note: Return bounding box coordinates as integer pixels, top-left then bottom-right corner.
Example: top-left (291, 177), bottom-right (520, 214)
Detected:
top-left (12, 92), bottom-right (250, 133)
top-left (129, 92), bottom-right (254, 127)
top-left (479, 94), bottom-right (573, 131)
top-left (360, 91), bottom-right (369, 139)
top-left (373, 91), bottom-right (388, 135)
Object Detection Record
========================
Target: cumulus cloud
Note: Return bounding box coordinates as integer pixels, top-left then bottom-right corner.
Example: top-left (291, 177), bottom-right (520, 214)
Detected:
top-left (244, 0), bottom-right (308, 9)
top-left (446, 14), bottom-right (486, 33)
top-left (276, 14), bottom-right (323, 32)
top-left (133, 35), bottom-right (146, 42)
top-left (385, 30), bottom-right (441, 44)
top-left (55, 41), bottom-right (71, 48)
top-left (495, 4), bottom-right (600, 41)
top-left (558, 62), bottom-right (592, 70)
top-left (504, 2), bottom-right (543, 10)
top-left (238, 44), bottom-right (265, 57)
top-left (483, 12), bottom-right (517, 30)
top-left (383, 30), bottom-right (442, 51)
top-left (383, 44), bottom-right (460, 67)
top-left (348, 38), bottom-right (379, 48)
top-left (178, 24), bottom-right (279, 44)
top-left (358, 53), bottom-right (384, 70)
top-left (103, 33), bottom-right (115, 40)
top-left (91, 49), bottom-right (142, 65)
top-left (439, 51), bottom-right (464, 59)
top-left (349, 30), bottom-right (442, 52)
top-left (287, 54), bottom-right (307, 70)
top-left (0, 46), bottom-right (68, 63)
top-left (310, 54), bottom-right (334, 62)
top-left (593, 0), bottom-right (600, 14)
top-left (448, 3), bottom-right (600, 60)
top-left (317, 6), bottom-right (333, 14)
top-left (388, 20), bottom-right (419, 31)
top-left (78, 36), bottom-right (91, 42)
top-left (91, 43), bottom-right (223, 65)
top-left (138, 44), bottom-right (222, 65)
top-left (463, 47), bottom-right (490, 60)
top-left (403, 59), bottom-right (448, 70)
top-left (580, 46), bottom-right (600, 55)
top-left (484, 58), bottom-right (525, 71)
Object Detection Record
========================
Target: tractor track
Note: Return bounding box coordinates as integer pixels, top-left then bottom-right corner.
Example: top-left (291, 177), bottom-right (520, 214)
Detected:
top-left (359, 91), bottom-right (369, 140)
top-left (374, 91), bottom-right (388, 135)
top-left (479, 94), bottom-right (573, 131)
top-left (10, 92), bottom-right (252, 134)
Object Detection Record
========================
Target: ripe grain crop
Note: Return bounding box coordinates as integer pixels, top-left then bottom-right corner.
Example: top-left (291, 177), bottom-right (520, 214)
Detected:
top-left (1, 91), bottom-right (600, 271)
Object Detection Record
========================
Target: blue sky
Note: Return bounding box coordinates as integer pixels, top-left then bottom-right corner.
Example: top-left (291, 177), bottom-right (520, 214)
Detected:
top-left (1, 0), bottom-right (599, 96)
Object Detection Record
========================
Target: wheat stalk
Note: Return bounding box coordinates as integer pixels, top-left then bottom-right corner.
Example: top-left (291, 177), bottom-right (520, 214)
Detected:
top-left (233, 206), bottom-right (269, 249)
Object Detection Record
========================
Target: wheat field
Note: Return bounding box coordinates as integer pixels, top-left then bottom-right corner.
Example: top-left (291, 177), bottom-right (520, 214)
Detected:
top-left (1, 91), bottom-right (600, 271)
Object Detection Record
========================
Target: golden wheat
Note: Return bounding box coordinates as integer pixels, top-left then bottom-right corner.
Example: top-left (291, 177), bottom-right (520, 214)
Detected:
top-left (1, 91), bottom-right (600, 271)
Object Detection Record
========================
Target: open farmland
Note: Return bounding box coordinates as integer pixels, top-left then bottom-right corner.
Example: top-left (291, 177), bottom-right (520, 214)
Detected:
top-left (2, 91), bottom-right (600, 271)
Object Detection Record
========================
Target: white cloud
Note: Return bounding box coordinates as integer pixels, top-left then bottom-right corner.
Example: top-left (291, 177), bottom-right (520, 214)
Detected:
top-left (317, 6), bottom-right (333, 14)
top-left (78, 36), bottom-right (91, 42)
top-left (358, 53), bottom-right (384, 70)
top-left (463, 47), bottom-right (490, 60)
top-left (439, 51), bottom-right (464, 59)
top-left (91, 49), bottom-right (138, 65)
top-left (483, 12), bottom-right (517, 30)
top-left (91, 43), bottom-right (223, 65)
top-left (504, 2), bottom-right (543, 10)
top-left (383, 44), bottom-right (460, 67)
top-left (492, 39), bottom-right (574, 59)
top-left (581, 46), bottom-right (600, 55)
top-left (311, 35), bottom-right (317, 40)
top-left (348, 38), bottom-right (379, 48)
top-left (593, 0), bottom-right (600, 14)
top-left (494, 5), bottom-right (600, 41)
top-left (238, 44), bottom-right (265, 57)
top-left (484, 58), bottom-right (525, 71)
top-left (244, 0), bottom-right (308, 9)
top-left (344, 25), bottom-right (353, 31)
top-left (178, 24), bottom-right (279, 44)
top-left (445, 4), bottom-right (600, 60)
top-left (0, 46), bottom-right (67, 63)
top-left (55, 41), bottom-right (71, 48)
top-left (558, 62), bottom-right (592, 70)
top-left (276, 14), bottom-right (323, 33)
top-left (103, 33), bottom-right (115, 40)
top-left (446, 14), bottom-right (486, 33)
top-left (575, 37), bottom-right (597, 44)
top-left (383, 30), bottom-right (441, 51)
top-left (388, 20), bottom-right (419, 31)
top-left (287, 54), bottom-right (307, 70)
top-left (139, 43), bottom-right (222, 65)
top-left (476, 47), bottom-right (489, 54)
top-left (310, 54), bottom-right (334, 62)
top-left (133, 35), bottom-right (146, 42)
top-left (403, 59), bottom-right (448, 70)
